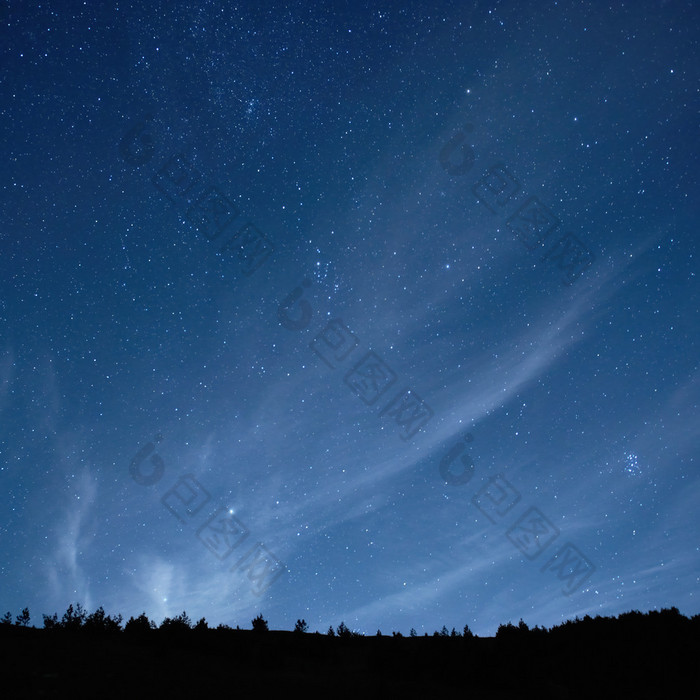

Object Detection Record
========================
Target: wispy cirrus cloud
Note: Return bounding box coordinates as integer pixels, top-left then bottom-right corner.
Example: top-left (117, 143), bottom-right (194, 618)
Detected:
top-left (46, 467), bottom-right (98, 612)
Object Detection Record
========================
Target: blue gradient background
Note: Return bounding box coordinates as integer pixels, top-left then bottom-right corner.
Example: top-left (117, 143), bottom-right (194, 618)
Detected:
top-left (1, 0), bottom-right (698, 636)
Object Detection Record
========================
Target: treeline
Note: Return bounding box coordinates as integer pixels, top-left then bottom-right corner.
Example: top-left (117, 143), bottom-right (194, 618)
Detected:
top-left (2, 603), bottom-right (698, 640)
top-left (1, 605), bottom-right (698, 697)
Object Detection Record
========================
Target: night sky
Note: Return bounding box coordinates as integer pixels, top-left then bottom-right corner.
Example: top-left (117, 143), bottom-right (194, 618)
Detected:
top-left (1, 1), bottom-right (698, 637)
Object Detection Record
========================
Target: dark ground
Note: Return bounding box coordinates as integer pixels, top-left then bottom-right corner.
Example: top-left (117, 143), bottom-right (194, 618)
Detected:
top-left (1, 611), bottom-right (698, 699)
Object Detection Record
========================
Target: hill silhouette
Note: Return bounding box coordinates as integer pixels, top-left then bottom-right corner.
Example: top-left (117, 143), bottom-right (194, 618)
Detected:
top-left (0, 605), bottom-right (697, 698)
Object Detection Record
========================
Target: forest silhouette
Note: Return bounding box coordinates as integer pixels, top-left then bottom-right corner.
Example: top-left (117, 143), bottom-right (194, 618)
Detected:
top-left (1, 604), bottom-right (697, 697)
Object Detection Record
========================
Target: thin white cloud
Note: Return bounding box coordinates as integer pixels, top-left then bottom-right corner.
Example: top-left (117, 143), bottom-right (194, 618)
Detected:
top-left (46, 467), bottom-right (97, 612)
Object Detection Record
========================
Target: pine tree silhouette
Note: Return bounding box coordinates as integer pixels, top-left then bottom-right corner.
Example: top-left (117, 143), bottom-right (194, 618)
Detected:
top-left (251, 614), bottom-right (269, 632)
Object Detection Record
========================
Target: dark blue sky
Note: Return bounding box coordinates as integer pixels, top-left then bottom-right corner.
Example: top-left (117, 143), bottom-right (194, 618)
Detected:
top-left (1, 0), bottom-right (698, 636)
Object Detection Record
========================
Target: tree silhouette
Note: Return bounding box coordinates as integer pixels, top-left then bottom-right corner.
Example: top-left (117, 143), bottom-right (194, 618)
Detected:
top-left (84, 606), bottom-right (122, 633)
top-left (15, 607), bottom-right (31, 627)
top-left (61, 603), bottom-right (86, 631)
top-left (0, 602), bottom-right (696, 696)
top-left (124, 612), bottom-right (155, 634)
top-left (294, 619), bottom-right (308, 633)
top-left (160, 611), bottom-right (192, 632)
top-left (496, 621), bottom-right (522, 643)
top-left (495, 619), bottom-right (531, 643)
top-left (42, 613), bottom-right (59, 629)
top-left (251, 614), bottom-right (268, 632)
